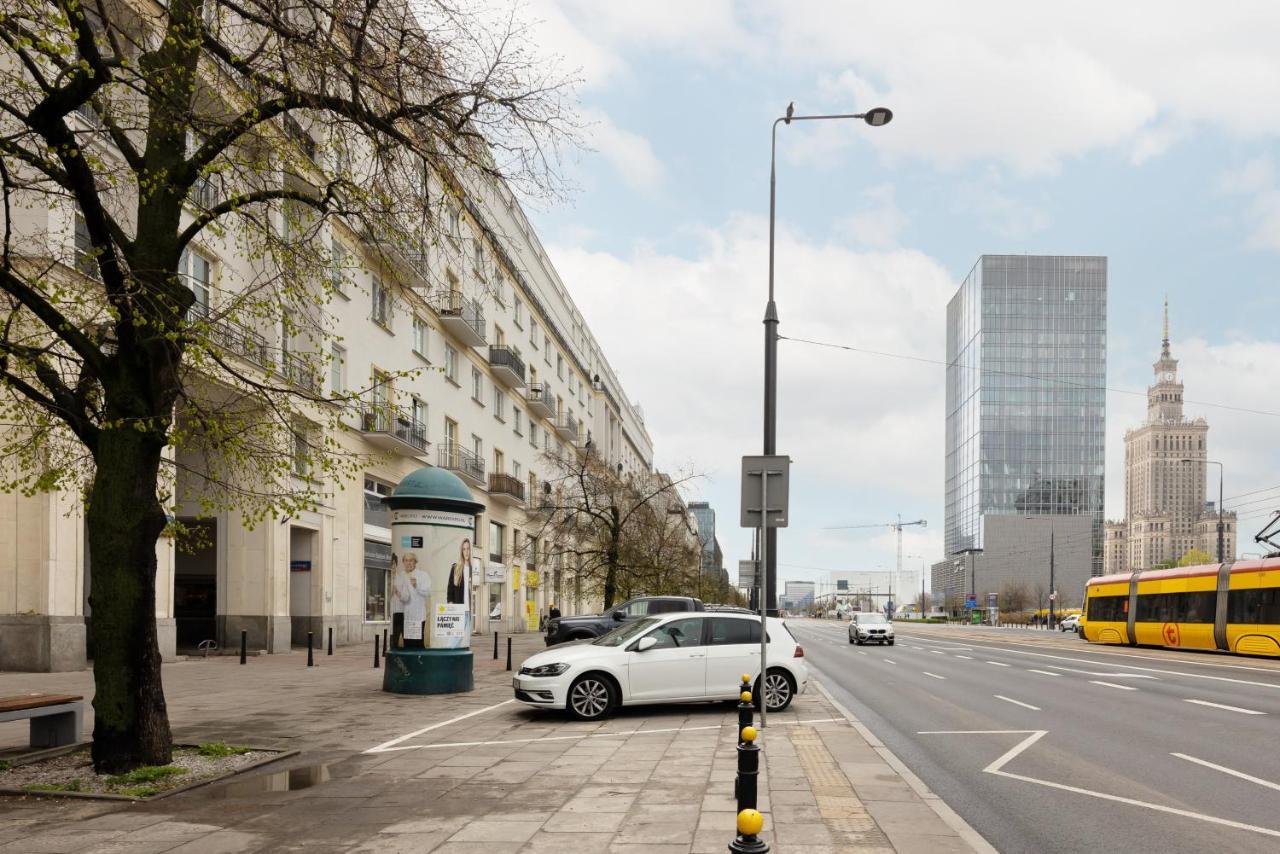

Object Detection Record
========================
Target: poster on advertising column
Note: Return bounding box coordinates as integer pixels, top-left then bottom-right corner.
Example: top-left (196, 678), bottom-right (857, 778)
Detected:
top-left (388, 508), bottom-right (475, 648)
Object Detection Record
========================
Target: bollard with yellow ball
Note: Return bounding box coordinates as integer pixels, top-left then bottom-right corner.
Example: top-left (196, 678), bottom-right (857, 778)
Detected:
top-left (729, 808), bottom-right (769, 853)
top-left (737, 679), bottom-right (755, 745)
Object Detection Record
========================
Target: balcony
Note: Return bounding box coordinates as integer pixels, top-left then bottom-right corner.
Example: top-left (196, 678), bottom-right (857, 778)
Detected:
top-left (436, 291), bottom-right (485, 348)
top-left (488, 346), bottom-right (526, 389)
top-left (526, 383), bottom-right (554, 420)
top-left (487, 473), bottom-right (525, 507)
top-left (438, 441), bottom-right (486, 487)
top-left (282, 351), bottom-right (321, 395)
top-left (554, 412), bottom-right (579, 442)
top-left (360, 405), bottom-right (430, 458)
top-left (211, 319), bottom-right (270, 366)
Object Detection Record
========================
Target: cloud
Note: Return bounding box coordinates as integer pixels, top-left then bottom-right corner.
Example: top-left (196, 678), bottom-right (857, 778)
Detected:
top-left (1216, 156), bottom-right (1280, 251)
top-left (548, 216), bottom-right (957, 577)
top-left (836, 184), bottom-right (907, 248)
top-left (582, 111), bottom-right (666, 195)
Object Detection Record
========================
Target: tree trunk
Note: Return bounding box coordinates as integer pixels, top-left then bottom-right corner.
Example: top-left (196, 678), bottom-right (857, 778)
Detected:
top-left (86, 426), bottom-right (172, 773)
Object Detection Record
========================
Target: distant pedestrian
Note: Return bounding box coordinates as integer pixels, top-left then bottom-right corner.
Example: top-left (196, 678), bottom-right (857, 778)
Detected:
top-left (549, 603), bottom-right (562, 620)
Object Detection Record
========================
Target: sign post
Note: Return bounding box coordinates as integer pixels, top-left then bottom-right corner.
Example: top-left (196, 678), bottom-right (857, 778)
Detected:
top-left (741, 455), bottom-right (790, 729)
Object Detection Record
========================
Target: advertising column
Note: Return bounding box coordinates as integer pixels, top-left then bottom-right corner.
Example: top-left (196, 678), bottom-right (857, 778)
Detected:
top-left (381, 466), bottom-right (483, 695)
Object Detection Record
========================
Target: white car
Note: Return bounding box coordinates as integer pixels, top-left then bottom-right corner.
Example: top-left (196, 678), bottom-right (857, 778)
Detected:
top-left (513, 612), bottom-right (808, 721)
top-left (1059, 614), bottom-right (1081, 632)
top-left (848, 612), bottom-right (894, 645)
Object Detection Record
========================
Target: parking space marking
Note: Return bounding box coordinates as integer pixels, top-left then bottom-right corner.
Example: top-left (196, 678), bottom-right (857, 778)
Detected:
top-left (1173, 753), bottom-right (1280, 790)
top-left (1182, 699), bottom-right (1266, 715)
top-left (400, 717), bottom-right (844, 751)
top-left (365, 699), bottom-right (516, 754)
top-left (923, 671), bottom-right (946, 680)
top-left (1089, 680), bottom-right (1138, 691)
top-left (994, 695), bottom-right (1040, 711)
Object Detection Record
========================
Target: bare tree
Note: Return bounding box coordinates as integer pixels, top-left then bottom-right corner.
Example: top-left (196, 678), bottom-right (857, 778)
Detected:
top-left (0, 0), bottom-right (573, 771)
top-left (999, 581), bottom-right (1031, 614)
top-left (531, 447), bottom-right (701, 610)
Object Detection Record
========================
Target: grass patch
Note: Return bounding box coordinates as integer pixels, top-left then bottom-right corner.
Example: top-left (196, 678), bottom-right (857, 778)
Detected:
top-left (23, 780), bottom-right (82, 793)
top-left (194, 742), bottom-right (251, 758)
top-left (0, 760), bottom-right (10, 772)
top-left (105, 765), bottom-right (186, 786)
top-left (115, 785), bottom-right (162, 798)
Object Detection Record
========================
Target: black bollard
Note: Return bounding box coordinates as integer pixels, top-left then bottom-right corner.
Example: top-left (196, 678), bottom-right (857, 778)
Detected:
top-left (729, 727), bottom-right (768, 853)
top-left (239, 630), bottom-right (247, 665)
top-left (307, 631), bottom-right (314, 667)
top-left (327, 627), bottom-right (334, 656)
top-left (493, 631), bottom-right (499, 660)
top-left (506, 637), bottom-right (512, 672)
top-left (374, 634), bottom-right (381, 668)
top-left (382, 627), bottom-right (388, 652)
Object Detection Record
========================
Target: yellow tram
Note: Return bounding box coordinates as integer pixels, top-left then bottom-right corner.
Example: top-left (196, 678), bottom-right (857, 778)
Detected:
top-left (1082, 557), bottom-right (1280, 656)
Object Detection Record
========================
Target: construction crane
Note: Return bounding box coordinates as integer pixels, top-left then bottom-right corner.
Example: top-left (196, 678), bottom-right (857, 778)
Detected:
top-left (823, 515), bottom-right (927, 612)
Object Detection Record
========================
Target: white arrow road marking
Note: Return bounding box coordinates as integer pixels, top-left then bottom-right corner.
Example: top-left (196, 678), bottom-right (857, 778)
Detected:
top-left (994, 695), bottom-right (1040, 711)
top-left (916, 730), bottom-right (1280, 839)
top-left (1182, 699), bottom-right (1266, 715)
top-left (1172, 754), bottom-right (1280, 790)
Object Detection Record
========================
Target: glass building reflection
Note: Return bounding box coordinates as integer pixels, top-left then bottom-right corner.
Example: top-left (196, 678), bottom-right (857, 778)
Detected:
top-left (944, 255), bottom-right (1107, 575)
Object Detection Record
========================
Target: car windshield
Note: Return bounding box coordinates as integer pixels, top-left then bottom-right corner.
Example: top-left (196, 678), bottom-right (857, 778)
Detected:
top-left (593, 617), bottom-right (660, 647)
top-left (856, 614), bottom-right (888, 624)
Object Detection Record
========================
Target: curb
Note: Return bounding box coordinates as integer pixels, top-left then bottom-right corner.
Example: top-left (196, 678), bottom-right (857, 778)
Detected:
top-left (813, 679), bottom-right (998, 854)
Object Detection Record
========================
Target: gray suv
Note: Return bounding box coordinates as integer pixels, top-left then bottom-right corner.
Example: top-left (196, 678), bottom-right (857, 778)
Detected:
top-left (848, 613), bottom-right (895, 646)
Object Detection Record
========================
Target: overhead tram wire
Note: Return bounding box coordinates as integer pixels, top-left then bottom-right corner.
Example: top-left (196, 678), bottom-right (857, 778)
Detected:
top-left (778, 335), bottom-right (1280, 420)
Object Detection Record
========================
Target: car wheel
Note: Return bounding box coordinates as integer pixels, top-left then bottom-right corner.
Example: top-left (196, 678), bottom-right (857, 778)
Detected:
top-left (848, 635), bottom-right (855, 644)
top-left (887, 639), bottom-right (895, 646)
top-left (758, 669), bottom-right (796, 712)
top-left (566, 673), bottom-right (616, 721)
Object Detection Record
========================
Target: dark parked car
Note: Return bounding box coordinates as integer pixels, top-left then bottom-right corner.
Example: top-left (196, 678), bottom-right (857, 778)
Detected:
top-left (544, 596), bottom-right (704, 645)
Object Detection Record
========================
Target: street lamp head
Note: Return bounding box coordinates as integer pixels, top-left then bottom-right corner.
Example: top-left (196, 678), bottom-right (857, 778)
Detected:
top-left (862, 107), bottom-right (893, 127)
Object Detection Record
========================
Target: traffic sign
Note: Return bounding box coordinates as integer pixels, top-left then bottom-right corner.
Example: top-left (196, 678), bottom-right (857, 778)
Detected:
top-left (738, 560), bottom-right (758, 588)
top-left (740, 455), bottom-right (790, 528)
top-left (965, 594), bottom-right (977, 609)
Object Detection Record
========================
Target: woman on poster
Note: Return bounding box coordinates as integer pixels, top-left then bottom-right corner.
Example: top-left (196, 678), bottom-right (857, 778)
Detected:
top-left (447, 539), bottom-right (472, 606)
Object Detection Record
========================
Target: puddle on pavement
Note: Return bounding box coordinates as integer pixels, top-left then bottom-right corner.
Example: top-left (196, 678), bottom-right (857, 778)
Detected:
top-left (210, 763), bottom-right (330, 797)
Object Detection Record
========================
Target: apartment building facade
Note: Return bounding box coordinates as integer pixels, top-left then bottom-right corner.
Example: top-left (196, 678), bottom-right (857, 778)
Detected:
top-left (0, 79), bottom-right (653, 671)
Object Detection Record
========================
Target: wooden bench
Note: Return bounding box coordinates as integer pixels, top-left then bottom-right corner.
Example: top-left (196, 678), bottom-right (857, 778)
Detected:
top-left (0, 694), bottom-right (84, 749)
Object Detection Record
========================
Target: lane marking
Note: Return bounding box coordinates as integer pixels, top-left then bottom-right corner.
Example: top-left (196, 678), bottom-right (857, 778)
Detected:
top-left (405, 717), bottom-right (844, 750)
top-left (986, 661), bottom-right (1010, 667)
top-left (1045, 665), bottom-right (1155, 679)
top-left (884, 659), bottom-right (897, 665)
top-left (923, 671), bottom-right (946, 680)
top-left (1026, 669), bottom-right (1061, 677)
top-left (1182, 699), bottom-right (1266, 715)
top-left (920, 730), bottom-right (1280, 840)
top-left (955, 655), bottom-right (973, 660)
top-left (1089, 680), bottom-right (1138, 691)
top-left (1172, 753), bottom-right (1280, 791)
top-left (994, 695), bottom-right (1041, 711)
top-left (931, 650), bottom-right (947, 656)
top-left (365, 700), bottom-right (516, 754)
top-left (857, 651), bottom-right (868, 656)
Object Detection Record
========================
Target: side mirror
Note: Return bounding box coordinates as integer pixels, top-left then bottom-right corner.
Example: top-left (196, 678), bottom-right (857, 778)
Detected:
top-left (635, 635), bottom-right (658, 652)
top-left (612, 610), bottom-right (626, 621)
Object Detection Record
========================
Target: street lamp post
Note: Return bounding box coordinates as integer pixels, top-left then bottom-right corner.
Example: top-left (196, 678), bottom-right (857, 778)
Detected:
top-left (1180, 459), bottom-right (1225, 563)
top-left (1023, 518), bottom-right (1056, 628)
top-left (763, 103), bottom-right (892, 615)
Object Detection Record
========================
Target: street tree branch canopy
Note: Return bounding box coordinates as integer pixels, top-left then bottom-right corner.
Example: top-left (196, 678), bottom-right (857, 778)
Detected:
top-left (0, 0), bottom-right (575, 772)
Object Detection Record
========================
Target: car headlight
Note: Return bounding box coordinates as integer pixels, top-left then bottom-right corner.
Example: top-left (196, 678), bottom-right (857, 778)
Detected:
top-left (524, 662), bottom-right (570, 677)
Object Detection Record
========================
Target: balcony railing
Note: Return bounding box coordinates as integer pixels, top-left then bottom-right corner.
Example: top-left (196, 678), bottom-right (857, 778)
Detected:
top-left (526, 383), bottom-right (554, 419)
top-left (282, 351), bottom-right (321, 395)
top-left (488, 346), bottom-right (526, 388)
top-left (438, 441), bottom-right (485, 484)
top-left (210, 319), bottom-right (269, 366)
top-left (488, 473), bottom-right (525, 505)
top-left (554, 412), bottom-right (579, 442)
top-left (360, 405), bottom-right (429, 455)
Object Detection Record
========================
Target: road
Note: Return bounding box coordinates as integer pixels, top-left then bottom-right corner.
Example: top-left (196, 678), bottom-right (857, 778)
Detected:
top-left (786, 618), bottom-right (1280, 854)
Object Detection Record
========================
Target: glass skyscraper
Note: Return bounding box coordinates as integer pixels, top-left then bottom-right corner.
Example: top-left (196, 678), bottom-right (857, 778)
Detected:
top-left (944, 255), bottom-right (1107, 574)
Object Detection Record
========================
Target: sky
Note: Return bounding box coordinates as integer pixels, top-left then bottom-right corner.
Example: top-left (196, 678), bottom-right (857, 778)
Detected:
top-left (510, 0), bottom-right (1280, 591)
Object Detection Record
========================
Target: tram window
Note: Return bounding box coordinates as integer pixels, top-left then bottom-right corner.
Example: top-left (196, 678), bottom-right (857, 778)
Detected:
top-left (1135, 591), bottom-right (1216, 623)
top-left (1087, 595), bottom-right (1127, 621)
top-left (1227, 588), bottom-right (1280, 624)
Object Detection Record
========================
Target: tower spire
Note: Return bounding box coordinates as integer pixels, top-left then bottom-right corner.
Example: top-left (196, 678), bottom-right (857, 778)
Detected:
top-left (1161, 296), bottom-right (1170, 357)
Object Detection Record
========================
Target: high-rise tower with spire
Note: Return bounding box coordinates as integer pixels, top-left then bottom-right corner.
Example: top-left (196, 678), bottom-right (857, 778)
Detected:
top-left (1104, 302), bottom-right (1237, 572)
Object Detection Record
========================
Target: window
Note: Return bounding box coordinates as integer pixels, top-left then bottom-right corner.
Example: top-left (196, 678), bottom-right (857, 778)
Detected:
top-left (557, 353), bottom-right (565, 380)
top-left (412, 317), bottom-right (429, 357)
top-left (649, 599), bottom-right (694, 615)
top-left (489, 521), bottom-right (505, 562)
top-left (471, 433), bottom-right (483, 460)
top-left (1227, 587), bottom-right (1280, 624)
top-left (179, 249), bottom-right (212, 319)
top-left (531, 319), bottom-right (539, 348)
top-left (411, 397), bottom-right (427, 430)
top-left (444, 344), bottom-right (458, 383)
top-left (494, 274), bottom-right (506, 305)
top-left (513, 460), bottom-right (522, 480)
top-left (444, 418), bottom-right (458, 448)
top-left (530, 423), bottom-right (539, 448)
top-left (513, 407), bottom-right (523, 436)
top-left (329, 345), bottom-right (345, 395)
top-left (494, 448), bottom-right (505, 476)
top-left (471, 366), bottom-right (484, 403)
top-left (330, 238), bottom-right (350, 297)
top-left (1135, 591), bottom-right (1215, 623)
top-left (494, 325), bottom-right (506, 347)
top-left (494, 386), bottom-right (506, 421)
top-left (364, 540), bottom-right (391, 622)
top-left (73, 210), bottom-right (97, 278)
top-left (448, 203), bottom-right (461, 243)
top-left (372, 276), bottom-right (392, 328)
top-left (291, 426), bottom-right (309, 478)
top-left (646, 618), bottom-right (705, 650)
top-left (709, 618), bottom-right (762, 645)
top-left (514, 298), bottom-right (524, 328)
top-left (544, 335), bottom-right (551, 364)
top-left (473, 241), bottom-right (486, 280)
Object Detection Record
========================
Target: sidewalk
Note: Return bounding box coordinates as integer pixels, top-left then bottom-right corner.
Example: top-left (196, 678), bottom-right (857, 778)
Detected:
top-left (0, 632), bottom-right (987, 853)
